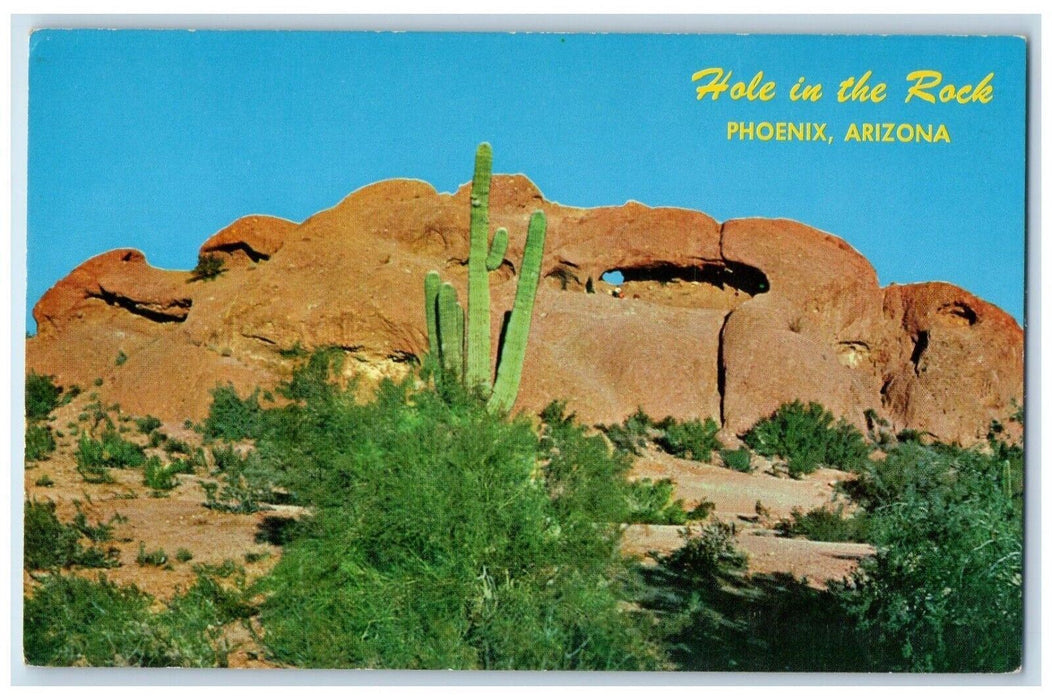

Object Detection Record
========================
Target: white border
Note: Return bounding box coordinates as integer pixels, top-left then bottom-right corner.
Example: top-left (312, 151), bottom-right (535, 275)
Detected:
top-left (4, 10), bottom-right (1044, 692)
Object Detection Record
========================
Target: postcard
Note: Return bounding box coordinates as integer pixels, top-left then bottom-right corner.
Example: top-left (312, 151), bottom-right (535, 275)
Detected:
top-left (18, 25), bottom-right (1028, 676)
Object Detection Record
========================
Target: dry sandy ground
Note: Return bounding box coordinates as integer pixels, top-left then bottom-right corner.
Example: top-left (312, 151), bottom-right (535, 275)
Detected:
top-left (626, 449), bottom-right (874, 588)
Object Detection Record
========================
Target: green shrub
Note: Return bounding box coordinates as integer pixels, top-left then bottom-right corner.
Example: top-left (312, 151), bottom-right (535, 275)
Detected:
top-left (25, 423), bottom-right (57, 462)
top-left (719, 447), bottom-right (753, 473)
top-left (26, 372), bottom-right (63, 421)
top-left (832, 437), bottom-right (1023, 671)
top-left (655, 416), bottom-right (722, 462)
top-left (135, 415), bottom-right (163, 434)
top-left (143, 457), bottom-right (180, 491)
top-left (189, 253), bottom-right (227, 282)
top-left (115, 350), bottom-right (128, 366)
top-left (75, 431), bottom-right (146, 482)
top-left (776, 505), bottom-right (869, 543)
top-left (625, 478), bottom-right (689, 525)
top-left (201, 385), bottom-right (263, 441)
top-left (660, 522), bottom-right (747, 584)
top-left (201, 448), bottom-right (279, 514)
top-left (599, 407), bottom-right (653, 456)
top-left (248, 358), bottom-right (662, 669)
top-left (34, 474), bottom-right (54, 487)
top-left (24, 500), bottom-right (119, 570)
top-left (164, 437), bottom-right (191, 455)
top-left (136, 543), bottom-right (169, 567)
top-left (743, 401), bottom-right (870, 477)
top-left (24, 569), bottom-right (254, 666)
top-left (176, 548), bottom-right (194, 563)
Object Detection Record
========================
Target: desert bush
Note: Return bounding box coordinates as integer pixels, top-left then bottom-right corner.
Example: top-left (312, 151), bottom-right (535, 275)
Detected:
top-left (201, 385), bottom-right (263, 441)
top-left (188, 253), bottom-right (226, 282)
top-left (24, 568), bottom-right (254, 667)
top-left (26, 372), bottom-right (63, 421)
top-left (719, 447), bottom-right (753, 473)
top-left (143, 456), bottom-right (180, 491)
top-left (136, 543), bottom-right (169, 567)
top-left (135, 415), bottom-right (163, 434)
top-left (832, 436), bottom-right (1023, 672)
top-left (599, 407), bottom-right (653, 456)
top-left (655, 416), bottom-right (722, 462)
top-left (238, 355), bottom-right (662, 669)
top-left (743, 401), bottom-right (870, 477)
top-left (24, 500), bottom-right (120, 570)
top-left (625, 478), bottom-right (689, 525)
top-left (775, 505), bottom-right (869, 543)
top-left (201, 448), bottom-right (280, 514)
top-left (660, 522), bottom-right (747, 584)
top-left (25, 423), bottom-right (56, 462)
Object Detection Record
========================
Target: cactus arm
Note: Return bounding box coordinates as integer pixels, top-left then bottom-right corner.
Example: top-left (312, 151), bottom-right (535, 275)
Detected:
top-left (488, 211), bottom-right (547, 414)
top-left (466, 143), bottom-right (493, 391)
top-left (424, 270), bottom-right (442, 362)
top-left (437, 282), bottom-right (465, 380)
top-left (486, 228), bottom-right (508, 271)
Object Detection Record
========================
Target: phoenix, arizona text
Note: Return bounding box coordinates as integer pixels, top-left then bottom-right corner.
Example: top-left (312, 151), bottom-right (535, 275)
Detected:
top-left (693, 68), bottom-right (995, 145)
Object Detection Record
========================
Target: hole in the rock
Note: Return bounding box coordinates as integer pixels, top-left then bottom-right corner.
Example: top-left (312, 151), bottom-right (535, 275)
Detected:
top-left (937, 302), bottom-right (977, 326)
top-left (597, 263), bottom-right (769, 310)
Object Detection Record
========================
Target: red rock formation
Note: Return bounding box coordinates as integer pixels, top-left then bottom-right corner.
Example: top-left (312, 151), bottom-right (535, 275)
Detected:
top-left (199, 215), bottom-right (298, 265)
top-left (27, 176), bottom-right (1024, 444)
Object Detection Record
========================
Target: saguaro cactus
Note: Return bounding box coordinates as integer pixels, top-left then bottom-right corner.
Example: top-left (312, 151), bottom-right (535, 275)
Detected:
top-left (424, 271), bottom-right (442, 360)
top-left (424, 143), bottom-right (547, 414)
top-left (436, 283), bottom-right (465, 379)
top-left (466, 144), bottom-right (494, 390)
top-left (488, 211), bottom-right (546, 414)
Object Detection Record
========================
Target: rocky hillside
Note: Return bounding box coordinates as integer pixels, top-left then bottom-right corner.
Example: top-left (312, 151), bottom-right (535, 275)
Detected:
top-left (27, 175), bottom-right (1023, 445)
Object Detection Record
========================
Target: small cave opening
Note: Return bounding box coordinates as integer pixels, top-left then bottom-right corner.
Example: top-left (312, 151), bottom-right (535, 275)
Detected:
top-left (937, 302), bottom-right (978, 327)
top-left (596, 262), bottom-right (769, 310)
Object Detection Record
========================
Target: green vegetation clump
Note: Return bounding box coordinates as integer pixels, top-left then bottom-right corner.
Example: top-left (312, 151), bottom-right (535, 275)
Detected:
top-left (776, 505), bottom-right (869, 543)
top-left (599, 407), bottom-right (653, 456)
top-left (719, 447), bottom-right (753, 473)
top-left (833, 435), bottom-right (1023, 672)
top-left (625, 478), bottom-right (689, 525)
top-left (75, 430), bottom-right (146, 483)
top-left (135, 415), bottom-right (163, 434)
top-left (26, 372), bottom-right (63, 421)
top-left (24, 500), bottom-right (120, 570)
top-left (24, 569), bottom-right (254, 667)
top-left (201, 385), bottom-right (264, 441)
top-left (25, 424), bottom-right (57, 462)
top-left (743, 401), bottom-right (870, 477)
top-left (205, 357), bottom-right (663, 669)
top-left (189, 253), bottom-right (227, 282)
top-left (601, 409), bottom-right (723, 463)
top-left (143, 456), bottom-right (181, 492)
top-left (136, 543), bottom-right (169, 567)
top-left (660, 522), bottom-right (747, 584)
top-left (654, 416), bottom-right (721, 462)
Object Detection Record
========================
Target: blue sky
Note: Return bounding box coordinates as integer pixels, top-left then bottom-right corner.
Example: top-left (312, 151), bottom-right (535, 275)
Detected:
top-left (27, 31), bottom-right (1026, 329)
